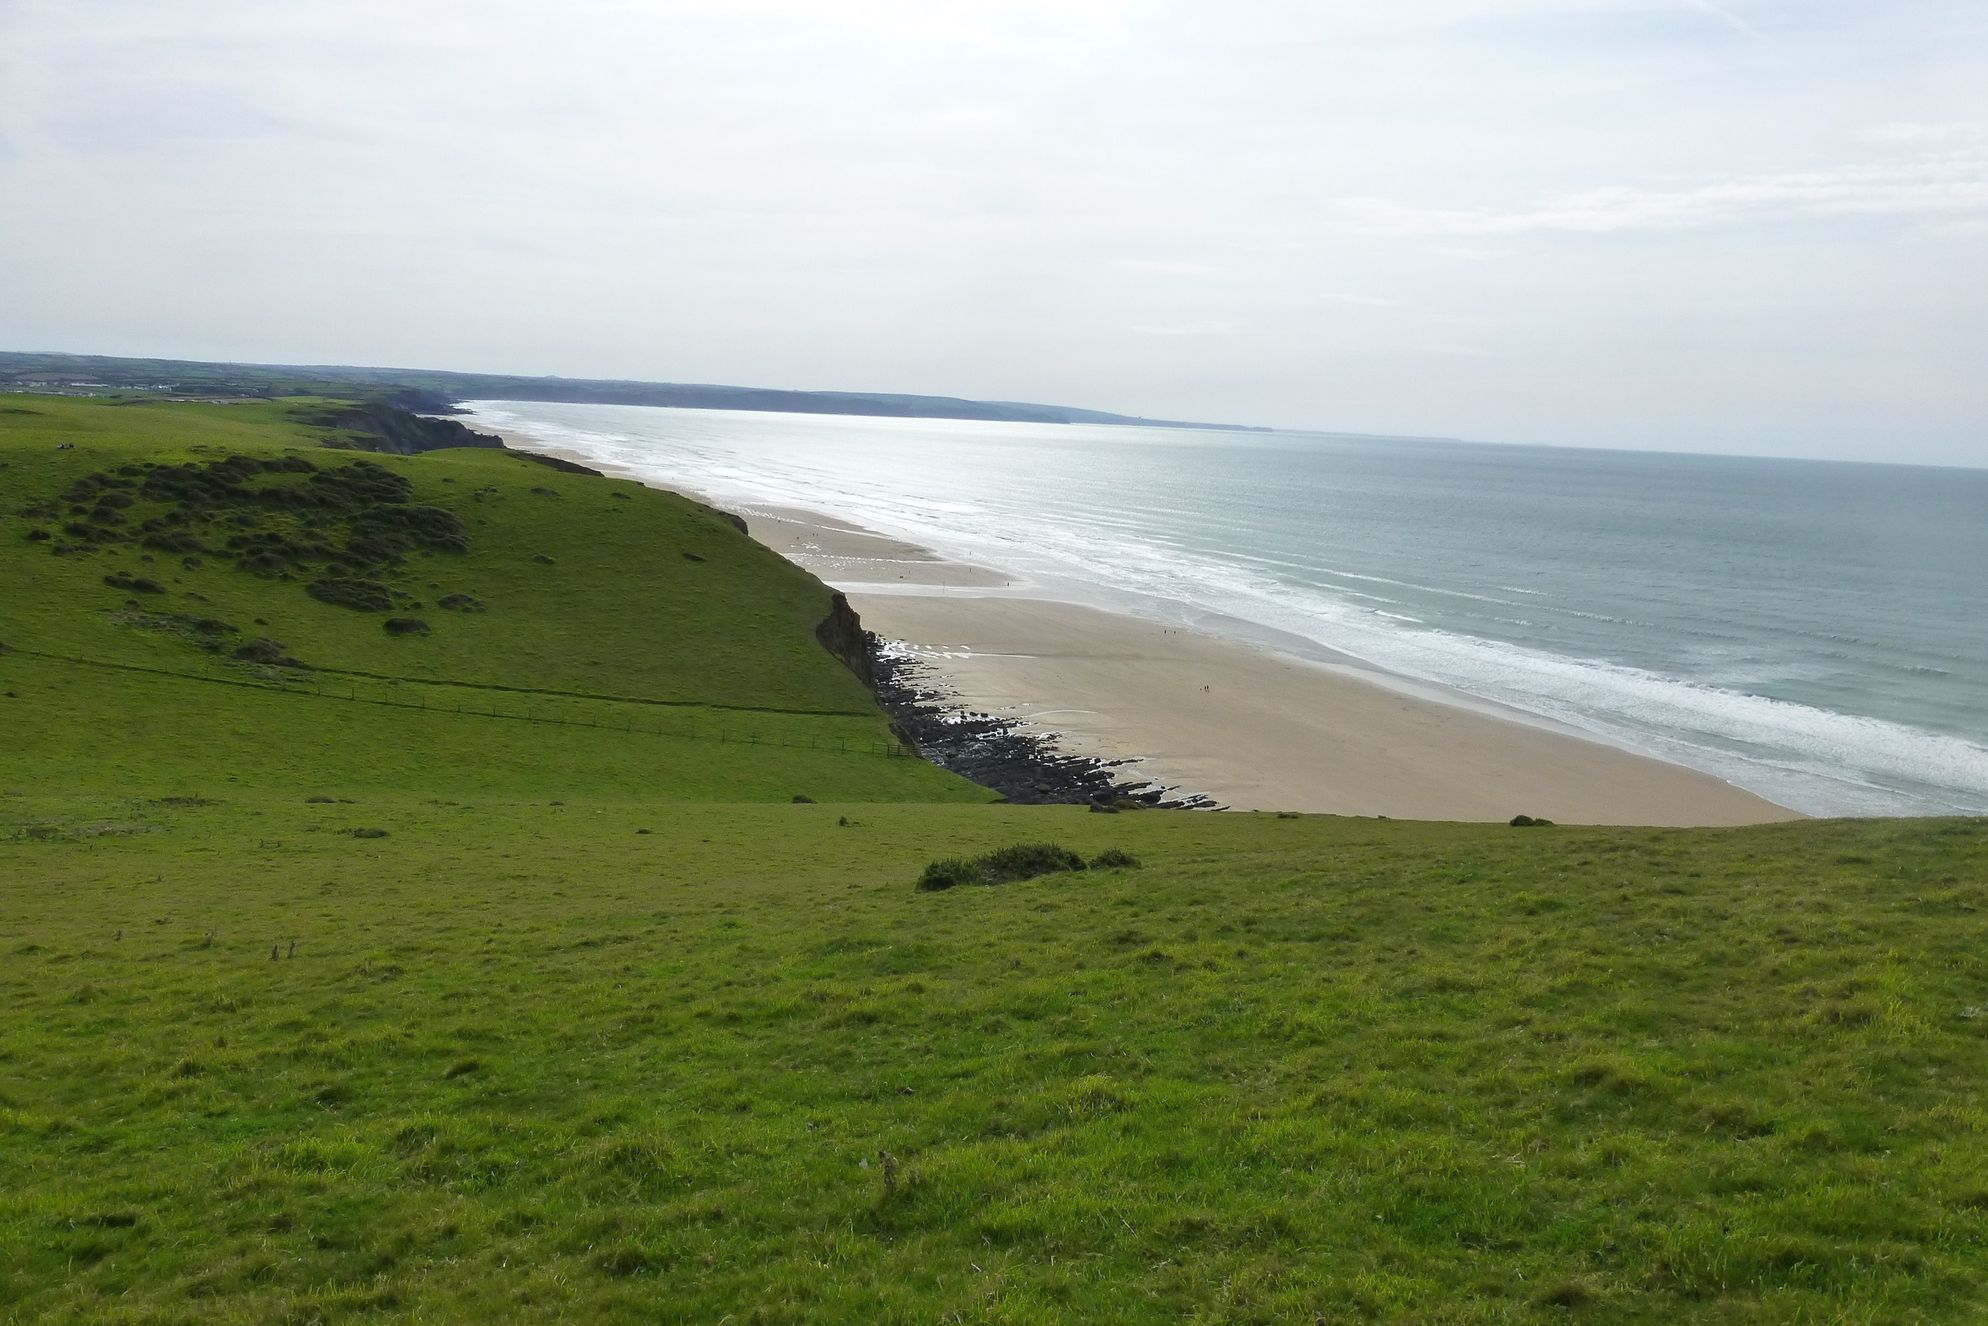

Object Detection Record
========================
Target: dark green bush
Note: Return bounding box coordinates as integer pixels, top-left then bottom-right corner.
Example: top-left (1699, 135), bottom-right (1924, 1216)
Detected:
top-left (232, 639), bottom-right (299, 666)
top-left (307, 577), bottom-right (394, 612)
top-left (916, 858), bottom-right (985, 891)
top-left (1089, 849), bottom-right (1140, 870)
top-left (980, 843), bottom-right (1087, 883)
top-left (348, 504), bottom-right (468, 556)
top-left (918, 842), bottom-right (1090, 891)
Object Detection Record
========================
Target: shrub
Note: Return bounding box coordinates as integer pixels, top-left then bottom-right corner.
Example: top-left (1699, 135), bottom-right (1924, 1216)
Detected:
top-left (916, 858), bottom-right (984, 891)
top-left (307, 577), bottom-right (394, 612)
top-left (981, 843), bottom-right (1086, 882)
top-left (232, 639), bottom-right (300, 666)
top-left (917, 843), bottom-right (1089, 891)
top-left (1090, 848), bottom-right (1140, 869)
top-left (382, 617), bottom-right (430, 636)
top-left (347, 504), bottom-right (468, 556)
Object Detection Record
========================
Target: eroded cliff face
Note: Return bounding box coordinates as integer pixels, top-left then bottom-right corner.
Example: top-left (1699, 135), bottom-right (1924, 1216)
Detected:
top-left (814, 592), bottom-right (875, 689)
top-left (297, 401), bottom-right (504, 455)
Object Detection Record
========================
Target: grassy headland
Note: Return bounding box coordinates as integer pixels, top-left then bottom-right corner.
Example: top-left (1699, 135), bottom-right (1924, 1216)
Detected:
top-left (0, 349), bottom-right (1261, 430)
top-left (0, 396), bottom-right (973, 806)
top-left (4, 396), bottom-right (1986, 1323)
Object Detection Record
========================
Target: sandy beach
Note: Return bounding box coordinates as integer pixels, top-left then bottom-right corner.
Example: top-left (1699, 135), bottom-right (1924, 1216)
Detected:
top-left (757, 507), bottom-right (1799, 826)
top-left (486, 425), bottom-right (1798, 825)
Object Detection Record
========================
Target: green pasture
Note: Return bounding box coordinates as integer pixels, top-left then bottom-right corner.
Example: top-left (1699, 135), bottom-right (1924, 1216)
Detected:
top-left (4, 396), bottom-right (1986, 1323)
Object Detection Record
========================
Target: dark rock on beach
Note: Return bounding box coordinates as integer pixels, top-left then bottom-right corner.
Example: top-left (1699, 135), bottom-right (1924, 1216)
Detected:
top-left (867, 638), bottom-right (1215, 809)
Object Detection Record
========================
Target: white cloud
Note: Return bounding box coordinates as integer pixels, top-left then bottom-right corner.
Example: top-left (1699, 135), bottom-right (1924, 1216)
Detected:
top-left (1858, 121), bottom-right (1987, 146)
top-left (1677, 0), bottom-right (1763, 39)
top-left (1113, 258), bottom-right (1228, 277)
top-left (1131, 320), bottom-right (1239, 337)
top-left (1348, 152), bottom-right (1988, 235)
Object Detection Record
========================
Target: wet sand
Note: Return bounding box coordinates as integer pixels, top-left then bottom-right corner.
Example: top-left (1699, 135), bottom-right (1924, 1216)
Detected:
top-left (764, 507), bottom-right (1798, 826)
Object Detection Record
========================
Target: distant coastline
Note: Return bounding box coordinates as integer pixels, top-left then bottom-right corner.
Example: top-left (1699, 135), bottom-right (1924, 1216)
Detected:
top-left (475, 412), bottom-right (1799, 826)
top-left (461, 398), bottom-right (1988, 818)
top-left (0, 348), bottom-right (1279, 433)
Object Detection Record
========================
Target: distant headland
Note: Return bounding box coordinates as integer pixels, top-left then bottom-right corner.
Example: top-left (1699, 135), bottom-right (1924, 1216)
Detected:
top-left (0, 350), bottom-right (1270, 432)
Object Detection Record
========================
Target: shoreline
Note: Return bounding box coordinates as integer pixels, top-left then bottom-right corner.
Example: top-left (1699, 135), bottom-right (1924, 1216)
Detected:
top-left (480, 422), bottom-right (1800, 825)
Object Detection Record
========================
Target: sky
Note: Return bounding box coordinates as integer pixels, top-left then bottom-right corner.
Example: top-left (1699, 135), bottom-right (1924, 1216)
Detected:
top-left (2, 0), bottom-right (1985, 465)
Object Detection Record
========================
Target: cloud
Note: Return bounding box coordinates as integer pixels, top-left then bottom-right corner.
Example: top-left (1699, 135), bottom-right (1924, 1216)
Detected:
top-left (1113, 258), bottom-right (1227, 277)
top-left (1131, 320), bottom-right (1239, 337)
top-left (1858, 121), bottom-right (1987, 146)
top-left (1348, 151), bottom-right (1988, 235)
top-left (1676, 0), bottom-right (1762, 39)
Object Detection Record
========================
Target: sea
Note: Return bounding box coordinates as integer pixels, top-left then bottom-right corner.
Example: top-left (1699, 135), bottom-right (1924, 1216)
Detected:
top-left (458, 401), bottom-right (1988, 819)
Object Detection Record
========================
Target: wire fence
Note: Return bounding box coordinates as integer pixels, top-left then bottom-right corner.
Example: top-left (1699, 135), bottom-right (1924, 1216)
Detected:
top-left (1, 647), bottom-right (919, 760)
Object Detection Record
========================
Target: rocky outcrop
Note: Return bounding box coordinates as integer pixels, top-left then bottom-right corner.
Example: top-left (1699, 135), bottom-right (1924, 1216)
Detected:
top-left (814, 593), bottom-right (874, 689)
top-left (298, 401), bottom-right (503, 455)
top-left (866, 643), bottom-right (1216, 808)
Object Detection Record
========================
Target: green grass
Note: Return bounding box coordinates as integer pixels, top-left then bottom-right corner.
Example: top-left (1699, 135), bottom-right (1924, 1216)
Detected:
top-left (0, 395), bottom-right (981, 805)
top-left (5, 397), bottom-right (1988, 1323)
top-left (4, 804), bottom-right (1987, 1323)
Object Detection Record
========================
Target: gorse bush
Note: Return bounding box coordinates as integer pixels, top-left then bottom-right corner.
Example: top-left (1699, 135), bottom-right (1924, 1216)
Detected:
top-left (307, 577), bottom-right (395, 612)
top-left (915, 857), bottom-right (985, 891)
top-left (917, 842), bottom-right (1100, 891)
top-left (980, 843), bottom-right (1087, 882)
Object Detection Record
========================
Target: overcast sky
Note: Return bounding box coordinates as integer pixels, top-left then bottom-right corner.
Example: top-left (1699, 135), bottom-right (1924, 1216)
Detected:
top-left (3, 1), bottom-right (1985, 464)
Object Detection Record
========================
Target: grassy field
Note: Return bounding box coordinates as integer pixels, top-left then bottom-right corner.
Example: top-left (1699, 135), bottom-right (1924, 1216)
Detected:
top-left (0, 395), bottom-right (981, 806)
top-left (5, 397), bottom-right (1988, 1323)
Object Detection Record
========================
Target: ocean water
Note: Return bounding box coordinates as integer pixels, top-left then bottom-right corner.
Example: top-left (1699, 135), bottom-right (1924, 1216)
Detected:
top-left (460, 401), bottom-right (1988, 818)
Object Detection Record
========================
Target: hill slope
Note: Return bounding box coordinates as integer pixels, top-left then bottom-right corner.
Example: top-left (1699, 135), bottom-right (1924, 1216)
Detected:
top-left (5, 804), bottom-right (1987, 1323)
top-left (3, 395), bottom-right (1986, 1324)
top-left (0, 396), bottom-right (981, 805)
